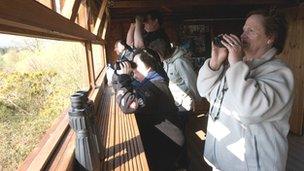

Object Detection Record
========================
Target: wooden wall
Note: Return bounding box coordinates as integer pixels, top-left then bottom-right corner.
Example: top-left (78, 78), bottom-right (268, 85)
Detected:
top-left (105, 19), bottom-right (179, 64)
top-left (280, 6), bottom-right (304, 135)
top-left (105, 19), bottom-right (243, 63)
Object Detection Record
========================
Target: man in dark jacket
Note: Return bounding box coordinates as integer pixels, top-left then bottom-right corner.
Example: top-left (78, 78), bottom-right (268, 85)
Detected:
top-left (114, 49), bottom-right (184, 171)
top-left (126, 10), bottom-right (171, 61)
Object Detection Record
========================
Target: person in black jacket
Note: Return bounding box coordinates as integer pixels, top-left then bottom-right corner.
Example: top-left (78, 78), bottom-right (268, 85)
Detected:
top-left (114, 49), bottom-right (184, 171)
top-left (126, 10), bottom-right (171, 61)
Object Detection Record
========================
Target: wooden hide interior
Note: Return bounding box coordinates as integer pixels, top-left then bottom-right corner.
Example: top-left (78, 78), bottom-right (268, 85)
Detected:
top-left (106, 0), bottom-right (304, 135)
top-left (0, 0), bottom-right (303, 170)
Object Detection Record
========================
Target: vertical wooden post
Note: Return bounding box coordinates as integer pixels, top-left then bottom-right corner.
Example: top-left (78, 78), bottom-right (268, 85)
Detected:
top-left (102, 8), bottom-right (110, 40)
top-left (85, 42), bottom-right (96, 89)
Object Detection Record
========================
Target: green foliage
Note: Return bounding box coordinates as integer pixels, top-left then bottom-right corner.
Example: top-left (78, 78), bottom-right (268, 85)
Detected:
top-left (0, 70), bottom-right (60, 168)
top-left (0, 40), bottom-right (90, 169)
top-left (0, 70), bottom-right (57, 115)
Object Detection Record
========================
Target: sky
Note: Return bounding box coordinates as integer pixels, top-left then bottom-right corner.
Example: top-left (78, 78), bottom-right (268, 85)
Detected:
top-left (0, 33), bottom-right (59, 48)
top-left (0, 33), bottom-right (31, 47)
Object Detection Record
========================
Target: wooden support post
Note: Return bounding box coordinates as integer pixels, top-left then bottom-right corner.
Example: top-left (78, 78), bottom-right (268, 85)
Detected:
top-left (61, 0), bottom-right (81, 20)
top-left (93, 0), bottom-right (108, 35)
top-left (36, 0), bottom-right (54, 9)
top-left (102, 8), bottom-right (110, 40)
top-left (85, 42), bottom-right (96, 88)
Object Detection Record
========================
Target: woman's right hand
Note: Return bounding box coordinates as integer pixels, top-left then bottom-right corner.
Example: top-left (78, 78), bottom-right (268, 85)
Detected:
top-left (209, 42), bottom-right (228, 70)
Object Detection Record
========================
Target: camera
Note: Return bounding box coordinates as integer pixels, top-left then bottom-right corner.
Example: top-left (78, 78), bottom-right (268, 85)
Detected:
top-left (213, 35), bottom-right (227, 48)
top-left (115, 59), bottom-right (137, 70)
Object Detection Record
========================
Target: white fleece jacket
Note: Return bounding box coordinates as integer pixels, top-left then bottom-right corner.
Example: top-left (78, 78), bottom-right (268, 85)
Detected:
top-left (197, 48), bottom-right (294, 171)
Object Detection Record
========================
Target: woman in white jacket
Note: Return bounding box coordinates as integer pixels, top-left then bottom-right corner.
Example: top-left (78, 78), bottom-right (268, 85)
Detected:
top-left (197, 9), bottom-right (294, 171)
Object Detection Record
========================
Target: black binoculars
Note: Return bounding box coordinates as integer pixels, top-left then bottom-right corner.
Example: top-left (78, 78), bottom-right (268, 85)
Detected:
top-left (213, 35), bottom-right (227, 48)
top-left (115, 59), bottom-right (137, 70)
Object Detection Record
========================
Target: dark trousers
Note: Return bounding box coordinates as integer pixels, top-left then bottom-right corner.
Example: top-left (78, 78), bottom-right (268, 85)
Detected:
top-left (176, 110), bottom-right (193, 169)
top-left (137, 120), bottom-right (182, 171)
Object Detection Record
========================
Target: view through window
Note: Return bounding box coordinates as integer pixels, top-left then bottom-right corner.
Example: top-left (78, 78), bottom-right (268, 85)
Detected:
top-left (0, 33), bottom-right (89, 170)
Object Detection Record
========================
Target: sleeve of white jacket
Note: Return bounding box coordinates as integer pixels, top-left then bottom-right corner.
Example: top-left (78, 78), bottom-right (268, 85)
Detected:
top-left (196, 58), bottom-right (224, 100)
top-left (175, 58), bottom-right (200, 99)
top-left (225, 61), bottom-right (294, 124)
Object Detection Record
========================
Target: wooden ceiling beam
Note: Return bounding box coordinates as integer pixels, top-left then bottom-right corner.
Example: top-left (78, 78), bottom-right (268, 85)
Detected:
top-left (0, 23), bottom-right (92, 42)
top-left (102, 8), bottom-right (110, 39)
top-left (36, 0), bottom-right (55, 10)
top-left (71, 0), bottom-right (82, 22)
top-left (61, 0), bottom-right (81, 20)
top-left (110, 0), bottom-right (293, 8)
top-left (0, 0), bottom-right (104, 44)
top-left (93, 0), bottom-right (108, 35)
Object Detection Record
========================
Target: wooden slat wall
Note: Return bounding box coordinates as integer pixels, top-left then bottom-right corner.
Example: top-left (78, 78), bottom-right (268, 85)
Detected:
top-left (105, 20), bottom-right (132, 64)
top-left (280, 6), bottom-right (304, 135)
top-left (105, 19), bottom-right (180, 64)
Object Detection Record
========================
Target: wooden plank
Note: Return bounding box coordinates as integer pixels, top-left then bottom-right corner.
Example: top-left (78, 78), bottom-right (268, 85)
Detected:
top-left (126, 114), bottom-right (142, 171)
top-left (128, 114), bottom-right (149, 170)
top-left (36, 0), bottom-right (55, 9)
top-left (93, 0), bottom-right (108, 35)
top-left (0, 23), bottom-right (90, 42)
top-left (0, 0), bottom-right (104, 44)
top-left (110, 0), bottom-right (292, 8)
top-left (121, 109), bottom-right (134, 171)
top-left (18, 113), bottom-right (70, 170)
top-left (98, 87), bottom-right (150, 170)
top-left (99, 89), bottom-right (111, 169)
top-left (281, 6), bottom-right (304, 135)
top-left (61, 0), bottom-right (79, 19)
top-left (46, 130), bottom-right (76, 171)
top-left (77, 0), bottom-right (89, 30)
top-left (114, 101), bottom-right (121, 170)
top-left (118, 103), bottom-right (128, 171)
top-left (85, 42), bottom-right (96, 88)
top-left (101, 91), bottom-right (111, 169)
top-left (104, 93), bottom-right (116, 170)
top-left (70, 0), bottom-right (82, 22)
top-left (120, 107), bottom-right (130, 171)
top-left (96, 87), bottom-right (152, 170)
top-left (102, 8), bottom-right (110, 39)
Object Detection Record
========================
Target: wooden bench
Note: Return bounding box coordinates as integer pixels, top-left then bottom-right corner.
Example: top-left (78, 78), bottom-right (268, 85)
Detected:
top-left (18, 82), bottom-right (149, 171)
top-left (96, 87), bottom-right (149, 171)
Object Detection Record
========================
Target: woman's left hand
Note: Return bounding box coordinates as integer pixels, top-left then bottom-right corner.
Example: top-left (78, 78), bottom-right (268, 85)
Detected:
top-left (221, 34), bottom-right (243, 65)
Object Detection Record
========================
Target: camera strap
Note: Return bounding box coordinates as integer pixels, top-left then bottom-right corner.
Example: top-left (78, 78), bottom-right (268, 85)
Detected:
top-left (208, 75), bottom-right (228, 121)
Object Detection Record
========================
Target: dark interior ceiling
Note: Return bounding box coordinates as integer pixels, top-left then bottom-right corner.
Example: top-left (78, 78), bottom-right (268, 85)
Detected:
top-left (107, 0), bottom-right (300, 21)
